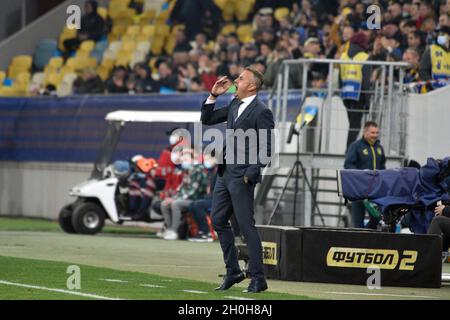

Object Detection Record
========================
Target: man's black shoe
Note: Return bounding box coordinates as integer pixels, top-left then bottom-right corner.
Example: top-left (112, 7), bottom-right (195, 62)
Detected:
top-left (215, 272), bottom-right (246, 291)
top-left (242, 278), bottom-right (268, 293)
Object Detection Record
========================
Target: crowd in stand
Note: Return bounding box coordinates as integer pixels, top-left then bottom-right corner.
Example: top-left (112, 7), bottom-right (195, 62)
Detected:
top-left (66, 0), bottom-right (450, 96)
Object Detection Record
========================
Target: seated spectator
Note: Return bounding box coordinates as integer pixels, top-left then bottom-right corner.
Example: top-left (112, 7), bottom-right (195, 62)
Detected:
top-left (106, 67), bottom-right (128, 94)
top-left (190, 33), bottom-right (210, 53)
top-left (187, 152), bottom-right (217, 242)
top-left (73, 67), bottom-right (105, 94)
top-left (63, 1), bottom-right (105, 55)
top-left (177, 62), bottom-right (205, 92)
top-left (161, 148), bottom-right (207, 240)
top-left (133, 62), bottom-right (159, 93)
top-left (156, 61), bottom-right (178, 92)
top-left (241, 43), bottom-right (260, 66)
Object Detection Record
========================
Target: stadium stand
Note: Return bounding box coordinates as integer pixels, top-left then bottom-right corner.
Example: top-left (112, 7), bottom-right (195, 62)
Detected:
top-left (0, 0), bottom-right (449, 97)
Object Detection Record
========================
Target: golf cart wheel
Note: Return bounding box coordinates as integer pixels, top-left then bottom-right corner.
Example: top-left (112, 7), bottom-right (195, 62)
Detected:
top-left (58, 204), bottom-right (76, 234)
top-left (71, 202), bottom-right (105, 235)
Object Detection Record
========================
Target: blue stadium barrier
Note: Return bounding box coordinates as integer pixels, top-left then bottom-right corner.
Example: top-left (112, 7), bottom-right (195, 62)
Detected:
top-left (0, 91), bottom-right (301, 163)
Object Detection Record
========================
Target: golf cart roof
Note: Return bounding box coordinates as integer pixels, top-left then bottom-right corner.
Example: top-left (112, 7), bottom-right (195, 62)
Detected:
top-left (105, 110), bottom-right (201, 123)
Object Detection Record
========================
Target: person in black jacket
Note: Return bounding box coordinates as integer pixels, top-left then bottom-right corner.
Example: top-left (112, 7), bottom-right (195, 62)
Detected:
top-left (201, 67), bottom-right (274, 293)
top-left (73, 67), bottom-right (105, 94)
top-left (344, 121), bottom-right (386, 229)
top-left (429, 204), bottom-right (450, 251)
top-left (63, 1), bottom-right (105, 54)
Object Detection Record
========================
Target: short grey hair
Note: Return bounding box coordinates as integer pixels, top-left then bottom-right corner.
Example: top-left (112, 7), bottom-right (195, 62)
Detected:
top-left (245, 66), bottom-right (264, 91)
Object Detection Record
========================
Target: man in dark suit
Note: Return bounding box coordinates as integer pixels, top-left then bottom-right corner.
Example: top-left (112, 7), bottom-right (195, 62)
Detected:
top-left (201, 67), bottom-right (275, 293)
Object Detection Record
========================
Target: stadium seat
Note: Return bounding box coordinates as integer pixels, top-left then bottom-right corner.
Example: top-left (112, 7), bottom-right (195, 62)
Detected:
top-left (66, 57), bottom-right (89, 71)
top-left (8, 55), bottom-right (33, 79)
top-left (79, 40), bottom-right (95, 53)
top-left (139, 9), bottom-right (156, 25)
top-left (115, 55), bottom-right (131, 67)
top-left (221, 0), bottom-right (235, 22)
top-left (59, 65), bottom-right (75, 77)
top-left (214, 0), bottom-right (227, 10)
top-left (48, 57), bottom-right (64, 69)
top-left (101, 57), bottom-right (115, 71)
top-left (31, 72), bottom-right (45, 87)
top-left (121, 41), bottom-right (137, 53)
top-left (150, 37), bottom-right (164, 55)
top-left (58, 27), bottom-right (77, 51)
top-left (143, 0), bottom-right (165, 13)
top-left (97, 7), bottom-right (108, 20)
top-left (235, 0), bottom-right (254, 22)
top-left (155, 23), bottom-right (170, 38)
top-left (236, 24), bottom-right (253, 42)
top-left (0, 71), bottom-right (5, 85)
top-left (44, 72), bottom-right (61, 87)
top-left (141, 25), bottom-right (155, 38)
top-left (164, 36), bottom-right (176, 55)
top-left (13, 72), bottom-right (31, 93)
top-left (220, 24), bottom-right (236, 35)
top-left (96, 66), bottom-right (111, 81)
top-left (130, 51), bottom-right (146, 68)
top-left (0, 86), bottom-right (20, 97)
top-left (108, 41), bottom-right (123, 54)
top-left (126, 25), bottom-right (141, 38)
top-left (136, 41), bottom-right (151, 54)
top-left (57, 73), bottom-right (78, 96)
top-left (274, 7), bottom-right (290, 22)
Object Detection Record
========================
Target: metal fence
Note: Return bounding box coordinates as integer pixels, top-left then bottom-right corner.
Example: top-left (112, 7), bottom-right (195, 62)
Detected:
top-left (267, 58), bottom-right (411, 157)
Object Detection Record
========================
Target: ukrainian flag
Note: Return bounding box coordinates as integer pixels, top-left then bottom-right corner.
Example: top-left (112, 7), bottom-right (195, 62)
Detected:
top-left (296, 105), bottom-right (318, 126)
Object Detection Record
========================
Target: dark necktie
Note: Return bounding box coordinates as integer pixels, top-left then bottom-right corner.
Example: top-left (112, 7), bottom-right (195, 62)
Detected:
top-left (233, 99), bottom-right (244, 122)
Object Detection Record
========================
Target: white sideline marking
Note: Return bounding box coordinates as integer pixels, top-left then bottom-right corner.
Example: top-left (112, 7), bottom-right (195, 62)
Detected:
top-left (99, 278), bottom-right (128, 283)
top-left (326, 291), bottom-right (440, 299)
top-left (224, 296), bottom-right (255, 300)
top-left (161, 280), bottom-right (173, 282)
top-left (140, 284), bottom-right (166, 288)
top-left (182, 290), bottom-right (208, 294)
top-left (0, 280), bottom-right (122, 300)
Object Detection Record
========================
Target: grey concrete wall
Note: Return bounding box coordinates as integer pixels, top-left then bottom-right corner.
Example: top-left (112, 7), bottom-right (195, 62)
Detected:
top-left (0, 161), bottom-right (92, 219)
top-left (0, 0), bottom-right (85, 71)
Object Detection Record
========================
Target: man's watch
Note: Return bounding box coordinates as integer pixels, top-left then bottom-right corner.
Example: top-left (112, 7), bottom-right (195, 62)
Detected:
top-left (210, 92), bottom-right (219, 98)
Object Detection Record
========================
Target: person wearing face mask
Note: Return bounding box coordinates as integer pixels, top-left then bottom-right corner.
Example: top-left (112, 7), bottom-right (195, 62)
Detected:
top-left (187, 152), bottom-right (218, 242)
top-left (419, 26), bottom-right (450, 89)
top-left (160, 149), bottom-right (208, 241)
top-left (153, 132), bottom-right (185, 237)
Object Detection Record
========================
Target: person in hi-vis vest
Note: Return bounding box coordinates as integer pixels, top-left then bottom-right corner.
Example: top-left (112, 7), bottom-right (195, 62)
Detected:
top-left (419, 26), bottom-right (450, 89)
top-left (339, 32), bottom-right (372, 149)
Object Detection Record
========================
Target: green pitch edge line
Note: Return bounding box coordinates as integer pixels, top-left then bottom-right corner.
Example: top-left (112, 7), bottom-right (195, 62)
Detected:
top-left (0, 256), bottom-right (312, 300)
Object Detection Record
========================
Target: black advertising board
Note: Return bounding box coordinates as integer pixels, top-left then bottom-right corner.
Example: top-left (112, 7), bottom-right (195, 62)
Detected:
top-left (255, 226), bottom-right (442, 288)
top-left (300, 228), bottom-right (442, 288)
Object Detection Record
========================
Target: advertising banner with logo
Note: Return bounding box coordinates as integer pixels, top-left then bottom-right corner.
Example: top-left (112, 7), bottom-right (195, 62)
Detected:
top-left (255, 226), bottom-right (442, 288)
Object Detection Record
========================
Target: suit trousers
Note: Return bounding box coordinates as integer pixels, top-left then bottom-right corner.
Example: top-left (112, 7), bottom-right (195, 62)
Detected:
top-left (211, 168), bottom-right (264, 280)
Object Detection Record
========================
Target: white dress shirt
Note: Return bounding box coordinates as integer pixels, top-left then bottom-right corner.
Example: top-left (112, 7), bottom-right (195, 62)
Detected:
top-left (205, 95), bottom-right (257, 120)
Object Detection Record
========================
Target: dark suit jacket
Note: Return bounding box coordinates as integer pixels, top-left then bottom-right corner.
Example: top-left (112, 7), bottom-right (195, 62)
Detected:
top-left (201, 96), bottom-right (275, 184)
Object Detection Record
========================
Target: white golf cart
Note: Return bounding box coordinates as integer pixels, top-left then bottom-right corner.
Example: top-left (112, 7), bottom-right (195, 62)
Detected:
top-left (59, 110), bottom-right (200, 235)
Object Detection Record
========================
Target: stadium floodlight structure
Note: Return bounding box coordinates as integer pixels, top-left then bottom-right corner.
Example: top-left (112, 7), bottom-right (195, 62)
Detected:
top-left (59, 110), bottom-right (201, 235)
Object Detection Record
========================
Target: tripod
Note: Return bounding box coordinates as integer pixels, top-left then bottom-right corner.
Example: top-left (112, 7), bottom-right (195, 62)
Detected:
top-left (267, 119), bottom-right (326, 226)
